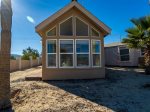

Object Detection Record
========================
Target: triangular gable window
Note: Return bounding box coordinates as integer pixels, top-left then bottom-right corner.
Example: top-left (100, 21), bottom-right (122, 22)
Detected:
top-left (47, 27), bottom-right (56, 36)
top-left (60, 17), bottom-right (73, 36)
top-left (91, 28), bottom-right (99, 37)
top-left (76, 17), bottom-right (89, 36)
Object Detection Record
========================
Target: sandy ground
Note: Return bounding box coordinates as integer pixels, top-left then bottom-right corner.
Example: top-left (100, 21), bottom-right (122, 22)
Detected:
top-left (6, 66), bottom-right (150, 112)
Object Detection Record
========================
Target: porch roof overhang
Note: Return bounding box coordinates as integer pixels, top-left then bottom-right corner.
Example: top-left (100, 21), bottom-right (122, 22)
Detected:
top-left (35, 1), bottom-right (111, 36)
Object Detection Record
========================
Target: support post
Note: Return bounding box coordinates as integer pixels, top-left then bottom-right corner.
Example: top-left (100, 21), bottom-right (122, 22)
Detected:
top-left (0, 0), bottom-right (12, 109)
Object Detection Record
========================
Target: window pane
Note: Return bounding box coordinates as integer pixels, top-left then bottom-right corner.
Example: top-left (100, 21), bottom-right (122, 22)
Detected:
top-left (60, 54), bottom-right (73, 67)
top-left (77, 54), bottom-right (89, 67)
top-left (93, 54), bottom-right (100, 66)
top-left (76, 40), bottom-right (89, 53)
top-left (120, 49), bottom-right (129, 55)
top-left (60, 17), bottom-right (73, 36)
top-left (47, 27), bottom-right (56, 36)
top-left (60, 40), bottom-right (73, 53)
top-left (92, 28), bottom-right (99, 37)
top-left (141, 48), bottom-right (145, 56)
top-left (121, 55), bottom-right (130, 61)
top-left (47, 40), bottom-right (56, 53)
top-left (76, 18), bottom-right (88, 36)
top-left (48, 54), bottom-right (56, 67)
top-left (92, 40), bottom-right (100, 53)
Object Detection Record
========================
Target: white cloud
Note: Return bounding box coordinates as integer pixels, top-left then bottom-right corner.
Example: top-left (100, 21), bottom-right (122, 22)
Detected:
top-left (26, 16), bottom-right (35, 24)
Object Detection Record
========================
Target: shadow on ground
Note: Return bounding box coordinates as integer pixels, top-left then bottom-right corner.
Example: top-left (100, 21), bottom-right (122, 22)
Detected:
top-left (45, 68), bottom-right (150, 112)
top-left (0, 106), bottom-right (14, 112)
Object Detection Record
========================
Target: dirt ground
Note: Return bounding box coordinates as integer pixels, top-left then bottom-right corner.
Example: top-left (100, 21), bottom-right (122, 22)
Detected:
top-left (5, 66), bottom-right (150, 112)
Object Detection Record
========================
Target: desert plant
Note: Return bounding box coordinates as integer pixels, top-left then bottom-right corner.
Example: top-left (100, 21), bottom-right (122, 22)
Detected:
top-left (122, 16), bottom-right (150, 74)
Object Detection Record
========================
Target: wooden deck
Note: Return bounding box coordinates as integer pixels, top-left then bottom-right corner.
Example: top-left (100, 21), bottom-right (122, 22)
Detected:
top-left (25, 72), bottom-right (42, 81)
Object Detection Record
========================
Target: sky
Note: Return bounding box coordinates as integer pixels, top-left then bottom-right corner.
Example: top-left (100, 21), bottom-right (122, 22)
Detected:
top-left (9, 0), bottom-right (150, 55)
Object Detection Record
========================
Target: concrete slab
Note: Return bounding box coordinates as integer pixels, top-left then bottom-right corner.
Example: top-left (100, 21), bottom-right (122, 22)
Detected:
top-left (25, 72), bottom-right (42, 81)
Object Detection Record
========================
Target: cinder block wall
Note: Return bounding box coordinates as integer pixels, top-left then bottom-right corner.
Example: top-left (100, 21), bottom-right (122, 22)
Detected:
top-left (10, 57), bottom-right (42, 72)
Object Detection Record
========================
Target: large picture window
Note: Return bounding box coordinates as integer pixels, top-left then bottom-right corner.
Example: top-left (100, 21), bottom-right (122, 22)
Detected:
top-left (60, 17), bottom-right (73, 36)
top-left (47, 40), bottom-right (57, 68)
top-left (46, 39), bottom-right (102, 68)
top-left (59, 40), bottom-right (74, 68)
top-left (92, 40), bottom-right (101, 67)
top-left (76, 40), bottom-right (90, 67)
top-left (119, 47), bottom-right (130, 61)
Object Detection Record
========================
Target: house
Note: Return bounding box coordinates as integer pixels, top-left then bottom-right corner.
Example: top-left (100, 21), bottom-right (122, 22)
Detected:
top-left (105, 42), bottom-right (144, 67)
top-left (35, 0), bottom-right (111, 80)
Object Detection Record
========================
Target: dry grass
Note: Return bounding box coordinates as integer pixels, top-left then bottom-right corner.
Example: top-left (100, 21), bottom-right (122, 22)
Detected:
top-left (8, 66), bottom-right (150, 112)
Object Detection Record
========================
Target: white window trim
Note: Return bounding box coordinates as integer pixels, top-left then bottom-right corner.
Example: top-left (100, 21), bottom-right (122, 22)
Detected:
top-left (91, 39), bottom-right (101, 67)
top-left (59, 16), bottom-right (74, 37)
top-left (46, 26), bottom-right (57, 37)
top-left (46, 39), bottom-right (57, 68)
top-left (59, 39), bottom-right (74, 68)
top-left (119, 47), bottom-right (130, 62)
top-left (75, 16), bottom-right (89, 37)
top-left (91, 27), bottom-right (100, 38)
top-left (75, 39), bottom-right (90, 68)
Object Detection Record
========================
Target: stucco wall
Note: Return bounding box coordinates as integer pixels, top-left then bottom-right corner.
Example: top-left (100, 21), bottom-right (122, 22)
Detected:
top-left (32, 60), bottom-right (39, 67)
top-left (10, 60), bottom-right (19, 72)
top-left (21, 60), bottom-right (30, 70)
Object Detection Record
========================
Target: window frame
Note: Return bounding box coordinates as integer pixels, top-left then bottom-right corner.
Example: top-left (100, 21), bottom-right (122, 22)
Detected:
top-left (75, 16), bottom-right (89, 37)
top-left (91, 27), bottom-right (100, 38)
top-left (46, 39), bottom-right (57, 68)
top-left (119, 46), bottom-right (130, 62)
top-left (59, 16), bottom-right (73, 37)
top-left (91, 39), bottom-right (101, 67)
top-left (59, 39), bottom-right (74, 68)
top-left (46, 26), bottom-right (57, 37)
top-left (75, 39), bottom-right (90, 68)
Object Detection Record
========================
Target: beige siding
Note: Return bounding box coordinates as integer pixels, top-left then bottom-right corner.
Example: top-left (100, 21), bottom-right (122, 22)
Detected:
top-left (42, 68), bottom-right (105, 80)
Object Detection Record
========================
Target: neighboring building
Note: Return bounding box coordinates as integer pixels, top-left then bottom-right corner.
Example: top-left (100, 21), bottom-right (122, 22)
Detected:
top-left (35, 1), bottom-right (111, 80)
top-left (105, 42), bottom-right (144, 67)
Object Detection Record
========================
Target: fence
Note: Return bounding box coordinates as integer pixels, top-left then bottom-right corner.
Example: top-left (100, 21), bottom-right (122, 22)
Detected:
top-left (10, 57), bottom-right (42, 72)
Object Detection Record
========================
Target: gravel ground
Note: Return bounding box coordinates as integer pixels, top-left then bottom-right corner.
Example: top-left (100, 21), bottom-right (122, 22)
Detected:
top-left (7, 66), bottom-right (150, 112)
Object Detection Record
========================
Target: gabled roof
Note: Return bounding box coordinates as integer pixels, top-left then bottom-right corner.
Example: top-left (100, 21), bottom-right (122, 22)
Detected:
top-left (35, 1), bottom-right (111, 35)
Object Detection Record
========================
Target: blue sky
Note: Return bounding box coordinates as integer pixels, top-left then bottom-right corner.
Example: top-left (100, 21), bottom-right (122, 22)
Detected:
top-left (11, 0), bottom-right (150, 55)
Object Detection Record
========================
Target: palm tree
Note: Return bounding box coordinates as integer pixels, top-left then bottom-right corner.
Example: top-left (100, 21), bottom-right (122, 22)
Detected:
top-left (0, 0), bottom-right (12, 109)
top-left (122, 16), bottom-right (150, 74)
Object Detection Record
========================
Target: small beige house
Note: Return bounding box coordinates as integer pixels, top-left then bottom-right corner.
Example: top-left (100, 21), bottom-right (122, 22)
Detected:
top-left (35, 0), bottom-right (111, 80)
top-left (105, 42), bottom-right (144, 67)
